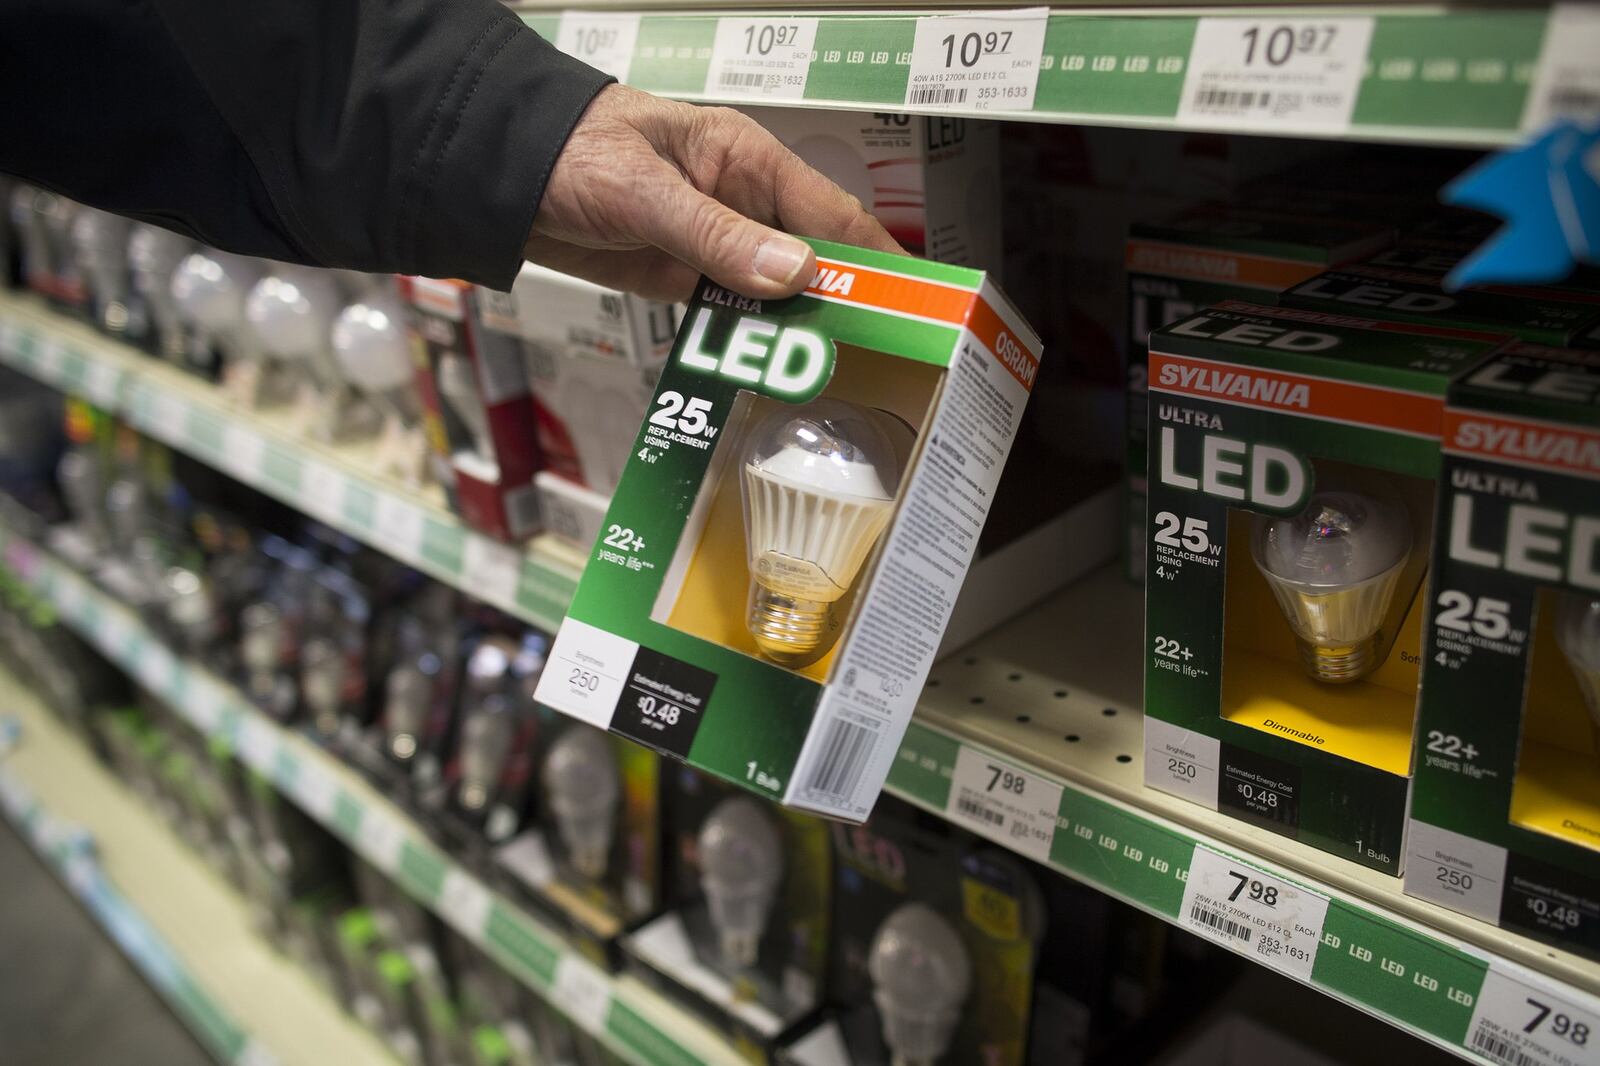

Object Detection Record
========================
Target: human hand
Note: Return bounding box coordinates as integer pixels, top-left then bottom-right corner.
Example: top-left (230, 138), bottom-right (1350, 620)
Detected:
top-left (527, 84), bottom-right (903, 301)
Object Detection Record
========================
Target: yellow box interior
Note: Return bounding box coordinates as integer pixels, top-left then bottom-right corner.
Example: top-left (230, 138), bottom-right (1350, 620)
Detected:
top-left (1510, 589), bottom-right (1600, 854)
top-left (653, 345), bottom-right (940, 683)
top-left (1219, 467), bottom-right (1434, 777)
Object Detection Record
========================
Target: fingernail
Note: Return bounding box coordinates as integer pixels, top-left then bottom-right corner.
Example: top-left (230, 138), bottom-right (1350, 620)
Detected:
top-left (753, 237), bottom-right (810, 285)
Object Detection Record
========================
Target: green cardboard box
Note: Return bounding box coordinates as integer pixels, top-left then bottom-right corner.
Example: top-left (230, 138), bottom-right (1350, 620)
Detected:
top-left (534, 239), bottom-right (1042, 820)
top-left (1404, 342), bottom-right (1600, 958)
top-left (1143, 300), bottom-right (1508, 874)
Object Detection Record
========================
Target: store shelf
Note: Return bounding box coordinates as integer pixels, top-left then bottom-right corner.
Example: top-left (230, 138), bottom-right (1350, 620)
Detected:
top-left (514, 6), bottom-right (1580, 146)
top-left (0, 291), bottom-right (583, 633)
top-left (0, 527), bottom-right (750, 1066)
top-left (0, 673), bottom-right (397, 1066)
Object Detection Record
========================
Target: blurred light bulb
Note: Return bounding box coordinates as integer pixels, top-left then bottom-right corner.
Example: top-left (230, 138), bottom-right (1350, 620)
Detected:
top-left (57, 449), bottom-right (109, 549)
top-left (741, 398), bottom-right (900, 666)
top-left (384, 663), bottom-right (432, 762)
top-left (163, 566), bottom-right (217, 651)
top-left (867, 903), bottom-right (972, 1066)
top-left (1557, 593), bottom-right (1600, 750)
top-left (70, 208), bottom-right (134, 335)
top-left (437, 352), bottom-right (495, 460)
top-left (543, 727), bottom-right (619, 880)
top-left (129, 224), bottom-right (193, 359)
top-left (458, 700), bottom-right (514, 811)
top-left (1251, 487), bottom-right (1411, 683)
top-left (300, 637), bottom-right (346, 738)
top-left (245, 265), bottom-right (343, 386)
top-left (171, 250), bottom-right (263, 359)
top-left (697, 795), bottom-right (783, 968)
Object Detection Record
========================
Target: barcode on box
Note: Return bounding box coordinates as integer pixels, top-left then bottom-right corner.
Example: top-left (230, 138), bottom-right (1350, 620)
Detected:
top-left (718, 71), bottom-right (769, 90)
top-left (909, 84), bottom-right (967, 106)
top-left (1189, 904), bottom-right (1253, 943)
top-left (1549, 88), bottom-right (1600, 117)
top-left (956, 796), bottom-right (1004, 827)
top-left (1469, 1028), bottom-right (1539, 1066)
top-left (1194, 89), bottom-right (1272, 112)
top-left (801, 718), bottom-right (877, 803)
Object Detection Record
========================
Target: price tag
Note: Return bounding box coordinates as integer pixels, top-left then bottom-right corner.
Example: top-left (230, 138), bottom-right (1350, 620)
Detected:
top-left (222, 424), bottom-right (266, 484)
top-left (146, 392), bottom-right (189, 448)
top-left (0, 322), bottom-right (18, 360)
top-left (300, 461), bottom-right (346, 524)
top-left (1467, 965), bottom-right (1600, 1066)
top-left (0, 773), bottom-right (30, 817)
top-left (235, 1041), bottom-right (278, 1066)
top-left (82, 359), bottom-right (121, 408)
top-left (705, 17), bottom-right (820, 101)
top-left (292, 760), bottom-right (341, 823)
top-left (135, 644), bottom-right (177, 696)
top-left (357, 806), bottom-right (407, 873)
top-left (234, 716), bottom-right (279, 773)
top-left (557, 12), bottom-right (642, 82)
top-left (437, 868), bottom-right (493, 939)
top-left (53, 572), bottom-right (87, 619)
top-left (946, 744), bottom-right (1063, 863)
top-left (550, 954), bottom-right (613, 1033)
top-left (185, 674), bottom-right (229, 735)
top-left (1177, 17), bottom-right (1374, 133)
top-left (98, 609), bottom-right (138, 658)
top-left (373, 495), bottom-right (426, 562)
top-left (905, 9), bottom-right (1049, 112)
top-left (1523, 4), bottom-right (1600, 129)
top-left (462, 534), bottom-right (523, 608)
top-left (1180, 845), bottom-right (1328, 980)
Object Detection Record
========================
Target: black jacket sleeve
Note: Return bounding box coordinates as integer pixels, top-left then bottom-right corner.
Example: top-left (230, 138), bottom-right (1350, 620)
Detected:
top-left (0, 0), bottom-right (613, 289)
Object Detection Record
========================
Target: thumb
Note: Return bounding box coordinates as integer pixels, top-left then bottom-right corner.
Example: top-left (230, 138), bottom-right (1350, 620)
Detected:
top-left (633, 164), bottom-right (816, 299)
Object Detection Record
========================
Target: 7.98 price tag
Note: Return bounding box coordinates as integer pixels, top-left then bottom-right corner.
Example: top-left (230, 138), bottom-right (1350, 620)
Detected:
top-left (946, 744), bottom-right (1063, 863)
top-left (1177, 17), bottom-right (1374, 133)
top-left (1467, 965), bottom-right (1600, 1066)
top-left (1181, 845), bottom-right (1328, 980)
top-left (905, 8), bottom-right (1048, 112)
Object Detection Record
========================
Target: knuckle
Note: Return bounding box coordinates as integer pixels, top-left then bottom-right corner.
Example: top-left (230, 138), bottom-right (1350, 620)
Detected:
top-left (690, 201), bottom-right (747, 262)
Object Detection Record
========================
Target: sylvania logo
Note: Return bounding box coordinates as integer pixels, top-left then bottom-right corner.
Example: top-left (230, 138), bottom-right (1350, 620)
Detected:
top-left (1156, 362), bottom-right (1312, 410)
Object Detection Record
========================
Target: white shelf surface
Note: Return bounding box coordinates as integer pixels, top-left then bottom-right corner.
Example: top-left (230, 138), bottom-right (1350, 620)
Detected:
top-left (0, 670), bottom-right (398, 1066)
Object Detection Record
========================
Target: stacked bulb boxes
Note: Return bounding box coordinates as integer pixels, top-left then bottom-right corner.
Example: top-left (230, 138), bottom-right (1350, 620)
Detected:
top-left (1141, 301), bottom-right (1512, 874)
top-left (1403, 343), bottom-right (1600, 960)
top-left (535, 238), bottom-right (1042, 820)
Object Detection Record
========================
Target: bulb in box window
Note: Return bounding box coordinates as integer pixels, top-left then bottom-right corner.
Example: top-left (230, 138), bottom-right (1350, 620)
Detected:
top-left (1557, 593), bottom-right (1600, 751)
top-left (163, 566), bottom-right (218, 653)
top-left (300, 637), bottom-right (347, 739)
top-left (867, 903), bottom-right (972, 1066)
top-left (543, 727), bottom-right (619, 880)
top-left (384, 661), bottom-right (433, 763)
top-left (741, 399), bottom-right (900, 666)
top-left (1251, 486), bottom-right (1411, 684)
top-left (697, 795), bottom-right (783, 969)
top-left (129, 224), bottom-right (193, 360)
top-left (458, 698), bottom-right (515, 811)
top-left (70, 208), bottom-right (137, 336)
top-left (437, 352), bottom-right (496, 461)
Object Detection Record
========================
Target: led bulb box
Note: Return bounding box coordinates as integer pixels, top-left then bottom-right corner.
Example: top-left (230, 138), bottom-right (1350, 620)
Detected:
top-left (399, 276), bottom-right (543, 541)
top-left (1403, 342), bottom-right (1600, 959)
top-left (1124, 205), bottom-right (1397, 581)
top-left (533, 238), bottom-right (1043, 821)
top-left (777, 802), bottom-right (1040, 1066)
top-left (475, 262), bottom-right (677, 550)
top-left (1143, 300), bottom-right (1512, 875)
top-left (743, 107), bottom-right (1001, 269)
top-left (624, 767), bottom-right (833, 1063)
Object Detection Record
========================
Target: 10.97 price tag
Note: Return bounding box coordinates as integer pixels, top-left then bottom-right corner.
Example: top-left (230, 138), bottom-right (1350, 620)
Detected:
top-left (1177, 17), bottom-right (1374, 133)
top-left (557, 13), bottom-right (641, 83)
top-left (905, 9), bottom-right (1048, 112)
top-left (705, 18), bottom-right (820, 101)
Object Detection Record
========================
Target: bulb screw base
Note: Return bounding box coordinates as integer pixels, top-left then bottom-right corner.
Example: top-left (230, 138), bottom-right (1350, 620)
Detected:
top-left (749, 587), bottom-right (830, 667)
top-left (717, 928), bottom-right (762, 970)
top-left (1296, 634), bottom-right (1382, 684)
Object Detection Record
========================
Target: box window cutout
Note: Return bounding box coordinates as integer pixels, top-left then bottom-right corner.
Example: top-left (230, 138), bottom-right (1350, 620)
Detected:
top-left (1220, 460), bottom-right (1434, 777)
top-left (650, 344), bottom-right (940, 683)
top-left (1510, 589), bottom-right (1600, 855)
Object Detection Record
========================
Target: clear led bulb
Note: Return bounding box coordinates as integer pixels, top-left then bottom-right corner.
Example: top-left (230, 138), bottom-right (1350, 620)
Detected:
top-left (458, 699), bottom-right (515, 812)
top-left (384, 662), bottom-right (433, 762)
top-left (867, 903), bottom-right (972, 1066)
top-left (697, 796), bottom-right (783, 968)
top-left (129, 224), bottom-right (193, 360)
top-left (1556, 593), bottom-right (1600, 750)
top-left (1252, 487), bottom-right (1411, 683)
top-left (70, 208), bottom-right (135, 335)
top-left (741, 399), bottom-right (900, 666)
top-left (543, 727), bottom-right (620, 880)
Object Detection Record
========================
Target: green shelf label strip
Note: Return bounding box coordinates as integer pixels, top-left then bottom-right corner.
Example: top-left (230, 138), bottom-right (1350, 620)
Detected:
top-left (0, 299), bottom-right (580, 634)
top-left (888, 719), bottom-right (1600, 1064)
top-left (0, 527), bottom-right (725, 1066)
top-left (523, 6), bottom-right (1565, 144)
